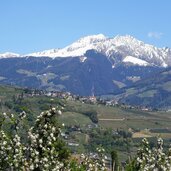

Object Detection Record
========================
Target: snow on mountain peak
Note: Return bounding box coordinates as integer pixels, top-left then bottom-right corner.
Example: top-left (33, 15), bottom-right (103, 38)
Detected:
top-left (26, 49), bottom-right (60, 57)
top-left (123, 56), bottom-right (149, 66)
top-left (77, 34), bottom-right (107, 43)
top-left (0, 52), bottom-right (20, 58)
top-left (113, 35), bottom-right (144, 47)
top-left (65, 34), bottom-right (107, 50)
top-left (27, 34), bottom-right (108, 58)
top-left (110, 35), bottom-right (169, 67)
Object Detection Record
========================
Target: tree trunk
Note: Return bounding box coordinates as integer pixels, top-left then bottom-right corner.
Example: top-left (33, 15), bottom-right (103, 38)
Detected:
top-left (112, 161), bottom-right (115, 171)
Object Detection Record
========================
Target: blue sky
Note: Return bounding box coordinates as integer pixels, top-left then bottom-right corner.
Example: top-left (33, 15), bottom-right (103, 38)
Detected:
top-left (0, 0), bottom-right (170, 54)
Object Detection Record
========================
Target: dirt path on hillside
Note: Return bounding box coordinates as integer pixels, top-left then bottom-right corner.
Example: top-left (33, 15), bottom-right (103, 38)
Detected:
top-left (99, 118), bottom-right (125, 121)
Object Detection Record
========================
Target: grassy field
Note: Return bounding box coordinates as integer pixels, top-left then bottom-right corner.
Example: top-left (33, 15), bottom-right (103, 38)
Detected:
top-left (59, 111), bottom-right (92, 126)
top-left (59, 100), bottom-right (171, 144)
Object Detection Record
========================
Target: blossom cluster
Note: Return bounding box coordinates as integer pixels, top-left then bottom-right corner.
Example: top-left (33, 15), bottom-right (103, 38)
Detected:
top-left (0, 107), bottom-right (68, 170)
top-left (66, 147), bottom-right (108, 171)
top-left (0, 112), bottom-right (27, 170)
top-left (78, 147), bottom-right (107, 171)
top-left (127, 138), bottom-right (171, 171)
top-left (27, 108), bottom-right (68, 170)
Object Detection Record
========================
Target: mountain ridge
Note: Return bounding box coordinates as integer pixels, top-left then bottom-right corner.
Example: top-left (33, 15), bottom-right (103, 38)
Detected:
top-left (0, 34), bottom-right (171, 67)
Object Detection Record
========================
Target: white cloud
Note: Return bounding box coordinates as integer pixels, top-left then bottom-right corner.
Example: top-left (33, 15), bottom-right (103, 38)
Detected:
top-left (148, 32), bottom-right (163, 39)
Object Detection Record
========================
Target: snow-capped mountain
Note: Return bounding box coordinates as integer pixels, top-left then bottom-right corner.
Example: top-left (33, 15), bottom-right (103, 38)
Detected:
top-left (0, 34), bottom-right (171, 67)
top-left (26, 34), bottom-right (171, 67)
